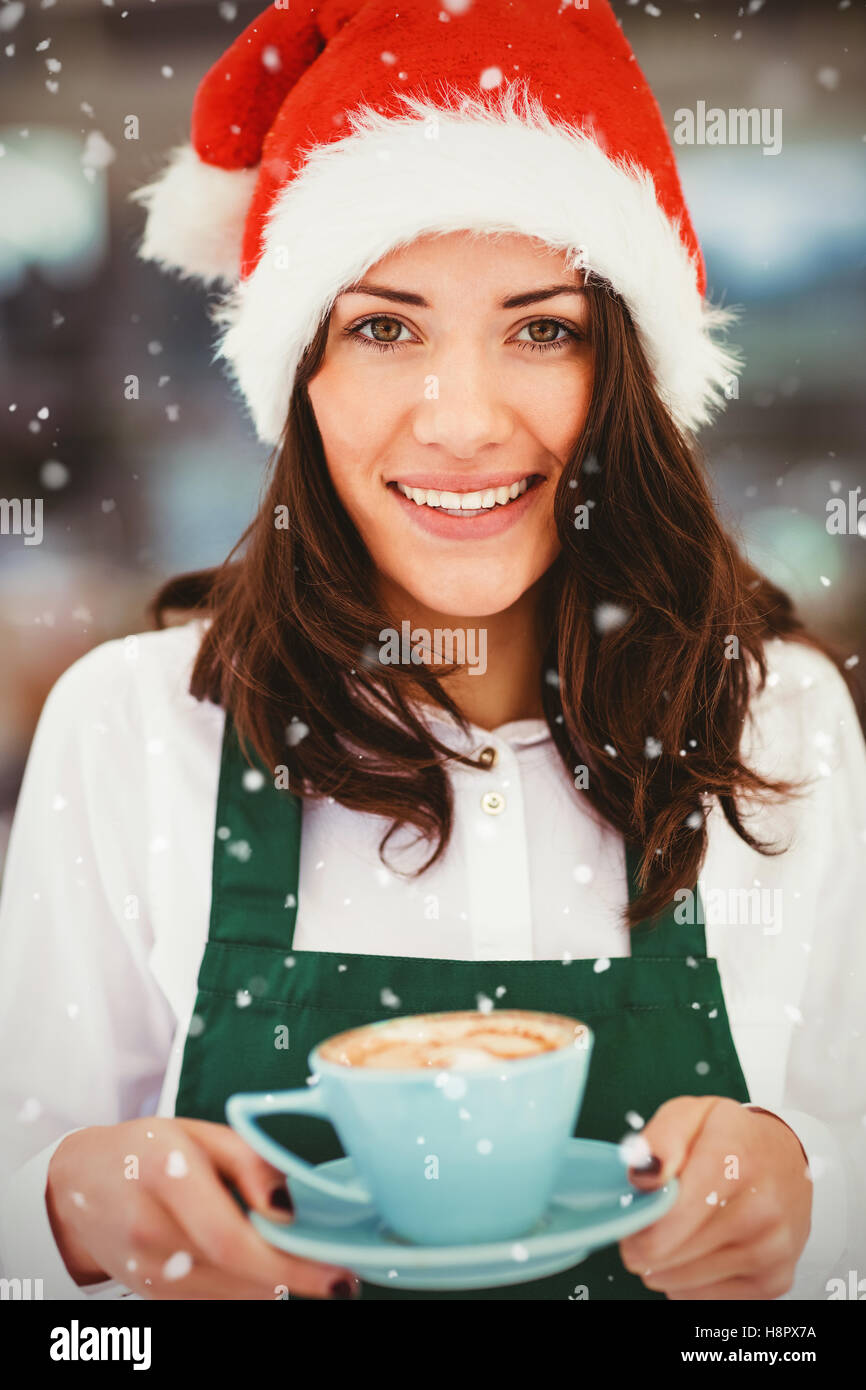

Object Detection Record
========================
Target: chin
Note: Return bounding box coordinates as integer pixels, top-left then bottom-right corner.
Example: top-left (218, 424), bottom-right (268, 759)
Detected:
top-left (396, 574), bottom-right (532, 621)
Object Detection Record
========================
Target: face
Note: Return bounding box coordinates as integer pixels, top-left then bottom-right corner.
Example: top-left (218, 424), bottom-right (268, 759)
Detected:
top-left (306, 231), bottom-right (592, 619)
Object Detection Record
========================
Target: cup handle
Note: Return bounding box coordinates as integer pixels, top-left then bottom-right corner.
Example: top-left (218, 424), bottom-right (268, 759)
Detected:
top-left (225, 1087), bottom-right (372, 1207)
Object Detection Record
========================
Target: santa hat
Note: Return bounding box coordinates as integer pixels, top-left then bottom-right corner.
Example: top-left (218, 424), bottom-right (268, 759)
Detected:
top-left (129, 0), bottom-right (741, 447)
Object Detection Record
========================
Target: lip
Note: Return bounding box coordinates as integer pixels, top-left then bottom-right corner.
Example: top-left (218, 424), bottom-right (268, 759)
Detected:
top-left (387, 475), bottom-right (545, 541)
top-left (388, 472), bottom-right (539, 493)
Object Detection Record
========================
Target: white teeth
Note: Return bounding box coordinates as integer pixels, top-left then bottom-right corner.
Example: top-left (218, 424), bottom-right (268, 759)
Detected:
top-left (395, 478), bottom-right (535, 512)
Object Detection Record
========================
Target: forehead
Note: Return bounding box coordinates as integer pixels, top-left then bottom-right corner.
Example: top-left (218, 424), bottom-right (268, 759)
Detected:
top-left (339, 230), bottom-right (583, 301)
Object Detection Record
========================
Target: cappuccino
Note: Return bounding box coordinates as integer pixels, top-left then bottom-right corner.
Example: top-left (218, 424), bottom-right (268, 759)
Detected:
top-left (318, 1009), bottom-right (584, 1071)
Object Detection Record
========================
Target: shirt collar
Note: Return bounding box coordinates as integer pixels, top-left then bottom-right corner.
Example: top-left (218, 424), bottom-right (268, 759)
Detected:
top-left (413, 701), bottom-right (552, 754)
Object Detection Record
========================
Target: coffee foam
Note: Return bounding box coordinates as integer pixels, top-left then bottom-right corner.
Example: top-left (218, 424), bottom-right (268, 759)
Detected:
top-left (318, 1009), bottom-right (584, 1070)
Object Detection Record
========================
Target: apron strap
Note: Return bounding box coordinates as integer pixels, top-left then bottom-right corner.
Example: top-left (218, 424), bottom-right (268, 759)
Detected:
top-left (210, 711), bottom-right (302, 949)
top-left (212, 714), bottom-right (708, 959)
top-left (625, 842), bottom-right (708, 959)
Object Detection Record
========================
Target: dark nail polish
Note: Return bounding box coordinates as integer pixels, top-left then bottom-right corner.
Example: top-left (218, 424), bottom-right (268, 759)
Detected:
top-left (629, 1154), bottom-right (662, 1177)
top-left (270, 1185), bottom-right (294, 1213)
top-left (330, 1278), bottom-right (356, 1299)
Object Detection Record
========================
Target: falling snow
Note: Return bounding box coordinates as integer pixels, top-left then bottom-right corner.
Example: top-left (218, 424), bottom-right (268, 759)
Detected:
top-left (226, 839), bottom-right (252, 862)
top-left (81, 131), bottom-right (115, 182)
top-left (593, 604), bottom-right (630, 635)
top-left (619, 1131), bottom-right (650, 1168)
top-left (165, 1149), bottom-right (188, 1178)
top-left (162, 1250), bottom-right (193, 1281)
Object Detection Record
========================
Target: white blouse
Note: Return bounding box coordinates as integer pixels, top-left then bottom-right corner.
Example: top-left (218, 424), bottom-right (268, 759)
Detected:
top-left (0, 617), bottom-right (864, 1301)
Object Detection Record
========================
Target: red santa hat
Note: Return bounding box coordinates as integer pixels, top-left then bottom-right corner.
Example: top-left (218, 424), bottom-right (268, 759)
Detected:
top-left (130, 0), bottom-right (741, 447)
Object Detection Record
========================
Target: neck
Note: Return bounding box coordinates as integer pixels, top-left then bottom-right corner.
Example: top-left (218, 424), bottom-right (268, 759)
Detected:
top-left (379, 579), bottom-right (550, 733)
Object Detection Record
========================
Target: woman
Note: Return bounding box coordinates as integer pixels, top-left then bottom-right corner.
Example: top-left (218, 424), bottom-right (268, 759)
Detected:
top-left (1, 0), bottom-right (864, 1302)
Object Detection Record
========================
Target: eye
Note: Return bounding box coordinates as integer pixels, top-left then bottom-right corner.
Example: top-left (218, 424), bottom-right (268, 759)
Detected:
top-left (512, 318), bottom-right (584, 354)
top-left (344, 316), bottom-right (415, 353)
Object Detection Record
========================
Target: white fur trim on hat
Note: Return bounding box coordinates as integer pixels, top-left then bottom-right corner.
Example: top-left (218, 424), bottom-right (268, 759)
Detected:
top-left (152, 85), bottom-right (743, 444)
top-left (129, 143), bottom-right (259, 287)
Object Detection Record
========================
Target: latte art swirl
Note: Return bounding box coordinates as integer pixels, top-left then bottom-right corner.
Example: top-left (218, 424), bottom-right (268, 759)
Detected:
top-left (318, 1009), bottom-right (585, 1070)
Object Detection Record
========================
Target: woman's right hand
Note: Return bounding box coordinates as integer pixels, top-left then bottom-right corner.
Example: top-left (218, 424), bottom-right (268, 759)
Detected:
top-left (45, 1117), bottom-right (361, 1299)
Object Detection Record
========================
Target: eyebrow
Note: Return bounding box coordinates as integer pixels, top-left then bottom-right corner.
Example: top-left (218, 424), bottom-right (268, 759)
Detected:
top-left (336, 283), bottom-right (586, 310)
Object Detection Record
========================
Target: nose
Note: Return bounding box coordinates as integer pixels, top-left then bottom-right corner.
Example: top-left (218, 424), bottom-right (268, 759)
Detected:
top-left (411, 342), bottom-right (514, 459)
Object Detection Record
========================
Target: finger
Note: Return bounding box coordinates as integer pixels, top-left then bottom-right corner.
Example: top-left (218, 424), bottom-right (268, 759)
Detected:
top-left (85, 1187), bottom-right (198, 1294)
top-left (621, 1098), bottom-right (743, 1263)
top-left (177, 1118), bottom-right (297, 1223)
top-left (147, 1130), bottom-right (358, 1298)
top-left (626, 1095), bottom-right (723, 1189)
top-left (92, 1187), bottom-right (278, 1299)
top-left (118, 1197), bottom-right (351, 1302)
top-left (639, 1225), bottom-right (794, 1294)
top-left (623, 1188), bottom-right (774, 1277)
top-left (665, 1262), bottom-right (795, 1301)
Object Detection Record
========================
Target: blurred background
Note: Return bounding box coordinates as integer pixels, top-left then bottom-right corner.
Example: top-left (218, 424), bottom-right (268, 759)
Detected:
top-left (0, 0), bottom-right (864, 870)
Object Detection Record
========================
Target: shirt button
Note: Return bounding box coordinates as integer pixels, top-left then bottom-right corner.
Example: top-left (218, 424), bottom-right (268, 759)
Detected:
top-left (481, 790), bottom-right (506, 815)
top-left (477, 745), bottom-right (498, 769)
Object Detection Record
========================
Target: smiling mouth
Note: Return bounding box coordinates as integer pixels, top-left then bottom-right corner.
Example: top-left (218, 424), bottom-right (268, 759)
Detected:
top-left (388, 475), bottom-right (543, 519)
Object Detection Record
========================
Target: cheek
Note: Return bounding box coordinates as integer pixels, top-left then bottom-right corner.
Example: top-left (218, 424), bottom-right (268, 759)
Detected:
top-left (518, 363), bottom-right (593, 458)
top-left (308, 371), bottom-right (380, 511)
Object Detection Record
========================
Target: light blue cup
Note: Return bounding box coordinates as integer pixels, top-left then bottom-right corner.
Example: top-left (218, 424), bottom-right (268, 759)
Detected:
top-left (227, 1010), bottom-right (594, 1246)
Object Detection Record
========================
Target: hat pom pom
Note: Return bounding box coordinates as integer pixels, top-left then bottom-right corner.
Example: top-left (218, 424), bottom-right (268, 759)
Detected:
top-left (129, 143), bottom-right (258, 288)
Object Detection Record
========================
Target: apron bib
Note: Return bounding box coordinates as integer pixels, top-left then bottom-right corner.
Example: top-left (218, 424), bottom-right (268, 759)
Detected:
top-left (175, 713), bottom-right (750, 1300)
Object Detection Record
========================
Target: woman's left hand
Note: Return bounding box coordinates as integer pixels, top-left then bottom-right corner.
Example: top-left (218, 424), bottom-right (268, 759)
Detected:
top-left (618, 1096), bottom-right (813, 1300)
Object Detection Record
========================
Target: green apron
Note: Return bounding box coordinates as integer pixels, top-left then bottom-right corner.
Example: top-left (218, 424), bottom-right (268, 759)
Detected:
top-left (175, 713), bottom-right (750, 1299)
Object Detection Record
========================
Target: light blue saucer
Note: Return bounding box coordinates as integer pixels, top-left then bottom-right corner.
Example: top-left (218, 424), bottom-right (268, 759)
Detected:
top-left (251, 1138), bottom-right (678, 1291)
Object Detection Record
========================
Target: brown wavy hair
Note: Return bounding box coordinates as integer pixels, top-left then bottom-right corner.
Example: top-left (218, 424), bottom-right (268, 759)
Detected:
top-left (149, 279), bottom-right (862, 926)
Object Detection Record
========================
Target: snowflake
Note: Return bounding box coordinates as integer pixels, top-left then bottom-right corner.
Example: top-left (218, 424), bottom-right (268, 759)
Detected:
top-left (593, 603), bottom-right (630, 635)
top-left (162, 1250), bottom-right (193, 1281)
top-left (165, 1149), bottom-right (188, 1178)
top-left (226, 839), bottom-right (252, 862)
top-left (436, 1073), bottom-right (467, 1100)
